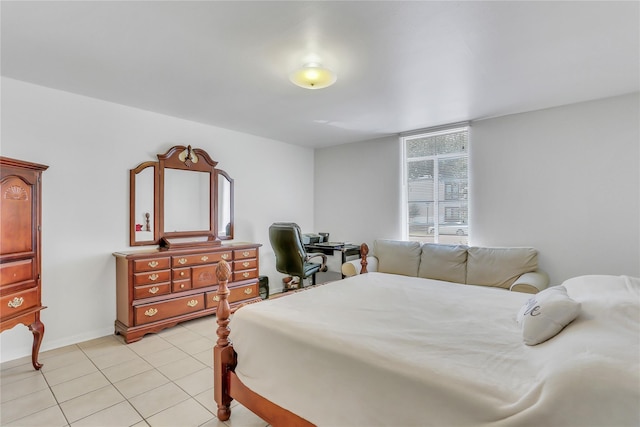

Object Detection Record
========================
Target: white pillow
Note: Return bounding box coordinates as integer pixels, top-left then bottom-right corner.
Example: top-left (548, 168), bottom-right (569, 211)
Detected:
top-left (517, 285), bottom-right (581, 346)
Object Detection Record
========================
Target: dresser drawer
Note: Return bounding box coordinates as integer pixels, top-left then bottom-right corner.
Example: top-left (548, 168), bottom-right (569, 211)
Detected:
top-left (134, 283), bottom-right (171, 300)
top-left (192, 265), bottom-right (218, 288)
top-left (234, 249), bottom-right (257, 260)
top-left (229, 282), bottom-right (258, 303)
top-left (172, 251), bottom-right (232, 267)
top-left (233, 268), bottom-right (258, 282)
top-left (0, 259), bottom-right (34, 287)
top-left (172, 280), bottom-right (192, 293)
top-left (133, 270), bottom-right (171, 286)
top-left (172, 268), bottom-right (190, 281)
top-left (1, 287), bottom-right (39, 320)
top-left (234, 259), bottom-right (257, 270)
top-left (135, 294), bottom-right (204, 325)
top-left (205, 290), bottom-right (221, 309)
top-left (133, 257), bottom-right (171, 272)
top-left (204, 282), bottom-right (258, 309)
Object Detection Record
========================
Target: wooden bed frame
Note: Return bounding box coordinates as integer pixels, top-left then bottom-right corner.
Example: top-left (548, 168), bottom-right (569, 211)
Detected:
top-left (213, 244), bottom-right (370, 426)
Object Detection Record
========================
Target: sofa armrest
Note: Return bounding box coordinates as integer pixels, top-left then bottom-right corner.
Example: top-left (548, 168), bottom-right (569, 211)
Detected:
top-left (342, 257), bottom-right (379, 277)
top-left (510, 270), bottom-right (550, 294)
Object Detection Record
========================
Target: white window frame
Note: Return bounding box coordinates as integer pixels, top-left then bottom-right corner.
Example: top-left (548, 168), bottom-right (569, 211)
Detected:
top-left (401, 124), bottom-right (470, 244)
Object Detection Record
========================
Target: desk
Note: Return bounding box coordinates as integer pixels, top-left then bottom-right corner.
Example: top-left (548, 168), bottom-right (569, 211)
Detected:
top-left (304, 243), bottom-right (361, 279)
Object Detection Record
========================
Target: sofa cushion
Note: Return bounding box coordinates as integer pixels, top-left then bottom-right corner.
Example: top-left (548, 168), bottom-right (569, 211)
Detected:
top-left (374, 239), bottom-right (421, 277)
top-left (466, 247), bottom-right (538, 289)
top-left (418, 244), bottom-right (468, 283)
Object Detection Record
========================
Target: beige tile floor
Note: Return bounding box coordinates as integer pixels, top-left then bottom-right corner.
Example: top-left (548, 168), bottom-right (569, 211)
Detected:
top-left (0, 316), bottom-right (268, 427)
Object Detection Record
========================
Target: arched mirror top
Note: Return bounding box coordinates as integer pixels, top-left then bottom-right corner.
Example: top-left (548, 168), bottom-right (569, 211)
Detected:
top-left (158, 145), bottom-right (218, 173)
top-left (129, 145), bottom-right (234, 249)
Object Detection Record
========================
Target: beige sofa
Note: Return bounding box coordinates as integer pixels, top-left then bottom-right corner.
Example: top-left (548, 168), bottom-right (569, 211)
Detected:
top-left (342, 239), bottom-right (549, 293)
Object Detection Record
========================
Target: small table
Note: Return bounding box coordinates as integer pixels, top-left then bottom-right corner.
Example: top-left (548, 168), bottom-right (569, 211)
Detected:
top-left (304, 243), bottom-right (361, 278)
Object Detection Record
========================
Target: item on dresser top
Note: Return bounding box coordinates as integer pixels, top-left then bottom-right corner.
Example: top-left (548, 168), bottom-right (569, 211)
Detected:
top-left (342, 240), bottom-right (549, 293)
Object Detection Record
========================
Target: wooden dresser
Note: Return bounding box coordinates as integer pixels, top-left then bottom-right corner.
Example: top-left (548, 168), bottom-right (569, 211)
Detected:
top-left (0, 157), bottom-right (49, 370)
top-left (113, 242), bottom-right (261, 343)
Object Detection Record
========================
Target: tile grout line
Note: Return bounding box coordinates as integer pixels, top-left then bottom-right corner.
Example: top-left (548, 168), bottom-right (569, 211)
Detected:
top-left (2, 318), bottom-right (224, 427)
top-left (149, 330), bottom-right (221, 424)
top-left (12, 344), bottom-right (83, 427)
top-left (74, 331), bottom-right (217, 425)
top-left (73, 339), bottom-right (150, 426)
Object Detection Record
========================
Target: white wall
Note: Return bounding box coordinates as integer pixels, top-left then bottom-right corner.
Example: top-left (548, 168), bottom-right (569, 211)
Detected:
top-left (314, 135), bottom-right (402, 247)
top-left (471, 93), bottom-right (639, 282)
top-left (0, 77), bottom-right (314, 363)
top-left (315, 93), bottom-right (640, 284)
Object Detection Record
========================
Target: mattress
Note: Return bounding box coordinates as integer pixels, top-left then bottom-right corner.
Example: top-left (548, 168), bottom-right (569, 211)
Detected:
top-left (229, 272), bottom-right (640, 426)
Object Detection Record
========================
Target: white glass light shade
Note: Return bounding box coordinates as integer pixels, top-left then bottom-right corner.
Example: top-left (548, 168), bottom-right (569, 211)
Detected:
top-left (289, 63), bottom-right (336, 89)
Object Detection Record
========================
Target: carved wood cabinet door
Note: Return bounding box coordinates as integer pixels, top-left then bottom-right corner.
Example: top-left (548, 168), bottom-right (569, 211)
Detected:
top-left (0, 157), bottom-right (48, 370)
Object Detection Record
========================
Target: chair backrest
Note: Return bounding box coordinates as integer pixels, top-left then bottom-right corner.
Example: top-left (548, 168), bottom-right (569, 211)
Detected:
top-left (269, 222), bottom-right (306, 276)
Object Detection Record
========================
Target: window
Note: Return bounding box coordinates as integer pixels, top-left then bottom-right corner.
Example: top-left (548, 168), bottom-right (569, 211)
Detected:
top-left (404, 127), bottom-right (469, 244)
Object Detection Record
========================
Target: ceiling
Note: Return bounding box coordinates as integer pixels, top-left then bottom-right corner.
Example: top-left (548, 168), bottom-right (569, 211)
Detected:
top-left (2, 1), bottom-right (638, 149)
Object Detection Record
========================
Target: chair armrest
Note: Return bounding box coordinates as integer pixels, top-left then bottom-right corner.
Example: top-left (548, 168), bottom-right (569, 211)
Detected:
top-left (341, 257), bottom-right (378, 277)
top-left (510, 270), bottom-right (550, 294)
top-left (306, 252), bottom-right (328, 272)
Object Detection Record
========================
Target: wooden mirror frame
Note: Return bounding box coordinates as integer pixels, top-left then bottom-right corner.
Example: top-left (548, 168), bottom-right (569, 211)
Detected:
top-left (129, 145), bottom-right (234, 249)
top-left (129, 162), bottom-right (159, 246)
top-left (215, 169), bottom-right (234, 240)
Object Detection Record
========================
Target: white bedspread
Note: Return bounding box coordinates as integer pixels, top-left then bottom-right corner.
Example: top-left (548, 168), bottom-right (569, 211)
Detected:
top-left (229, 273), bottom-right (640, 426)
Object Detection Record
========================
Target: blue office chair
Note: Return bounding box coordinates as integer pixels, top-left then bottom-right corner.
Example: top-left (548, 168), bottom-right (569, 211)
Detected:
top-left (269, 222), bottom-right (328, 290)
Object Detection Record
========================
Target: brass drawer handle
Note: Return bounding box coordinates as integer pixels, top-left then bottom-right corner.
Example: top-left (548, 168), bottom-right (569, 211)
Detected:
top-left (212, 295), bottom-right (220, 302)
top-left (201, 255), bottom-right (209, 262)
top-left (180, 284), bottom-right (185, 289)
top-left (242, 272), bottom-right (250, 278)
top-left (244, 288), bottom-right (253, 295)
top-left (148, 261), bottom-right (159, 268)
top-left (221, 254), bottom-right (229, 260)
top-left (242, 251), bottom-right (250, 257)
top-left (148, 286), bottom-right (159, 294)
top-left (178, 258), bottom-right (187, 265)
top-left (180, 271), bottom-right (185, 276)
top-left (242, 262), bottom-right (250, 267)
top-left (145, 308), bottom-right (158, 317)
top-left (187, 299), bottom-right (198, 307)
top-left (148, 273), bottom-right (159, 281)
top-left (8, 297), bottom-right (24, 308)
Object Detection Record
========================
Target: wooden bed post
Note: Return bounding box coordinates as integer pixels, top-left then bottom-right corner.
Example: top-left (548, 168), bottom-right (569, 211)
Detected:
top-left (211, 261), bottom-right (321, 427)
top-left (360, 243), bottom-right (369, 274)
top-left (214, 260), bottom-right (235, 421)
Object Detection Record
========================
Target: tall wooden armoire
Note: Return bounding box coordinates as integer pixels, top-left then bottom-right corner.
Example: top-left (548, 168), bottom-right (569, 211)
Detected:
top-left (0, 157), bottom-right (49, 370)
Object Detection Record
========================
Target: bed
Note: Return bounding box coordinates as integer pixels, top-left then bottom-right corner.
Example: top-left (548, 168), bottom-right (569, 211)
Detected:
top-left (212, 252), bottom-right (640, 426)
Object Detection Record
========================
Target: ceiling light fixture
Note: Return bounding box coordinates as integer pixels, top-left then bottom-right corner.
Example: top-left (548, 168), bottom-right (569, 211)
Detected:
top-left (289, 63), bottom-right (337, 90)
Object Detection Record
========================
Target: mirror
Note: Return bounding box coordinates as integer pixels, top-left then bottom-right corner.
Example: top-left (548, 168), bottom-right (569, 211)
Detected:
top-left (129, 145), bottom-right (234, 248)
top-left (164, 169), bottom-right (210, 233)
top-left (216, 170), bottom-right (233, 239)
top-left (130, 162), bottom-right (158, 246)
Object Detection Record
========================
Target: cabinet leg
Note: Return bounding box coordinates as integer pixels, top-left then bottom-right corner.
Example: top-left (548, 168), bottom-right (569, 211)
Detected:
top-left (28, 320), bottom-right (45, 370)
